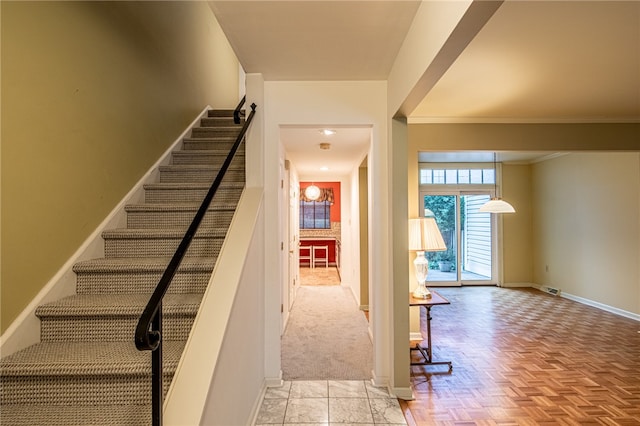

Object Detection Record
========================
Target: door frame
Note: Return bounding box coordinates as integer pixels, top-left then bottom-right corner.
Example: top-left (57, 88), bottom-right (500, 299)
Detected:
top-left (419, 189), bottom-right (499, 286)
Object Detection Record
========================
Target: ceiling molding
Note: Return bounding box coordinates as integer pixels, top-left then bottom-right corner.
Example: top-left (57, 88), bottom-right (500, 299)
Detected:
top-left (408, 117), bottom-right (640, 124)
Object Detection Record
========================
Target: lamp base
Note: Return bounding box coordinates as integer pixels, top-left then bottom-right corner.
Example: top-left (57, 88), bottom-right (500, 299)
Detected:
top-left (412, 284), bottom-right (431, 299)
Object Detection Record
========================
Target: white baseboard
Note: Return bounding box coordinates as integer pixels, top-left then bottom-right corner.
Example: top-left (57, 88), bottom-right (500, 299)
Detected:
top-left (410, 332), bottom-right (423, 341)
top-left (533, 285), bottom-right (640, 322)
top-left (371, 370), bottom-right (413, 400)
top-left (370, 371), bottom-right (389, 389)
top-left (248, 380), bottom-right (269, 426)
top-left (248, 375), bottom-right (285, 426)
top-left (502, 281), bottom-right (536, 288)
top-left (393, 386), bottom-right (414, 401)
top-left (562, 292), bottom-right (640, 322)
top-left (0, 106), bottom-right (211, 357)
top-left (264, 372), bottom-right (284, 388)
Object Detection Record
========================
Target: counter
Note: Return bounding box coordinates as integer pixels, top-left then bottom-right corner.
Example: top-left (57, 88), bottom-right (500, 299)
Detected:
top-left (300, 237), bottom-right (340, 269)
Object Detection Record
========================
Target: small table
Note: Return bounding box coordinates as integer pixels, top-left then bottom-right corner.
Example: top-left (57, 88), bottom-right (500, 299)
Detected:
top-left (410, 291), bottom-right (452, 371)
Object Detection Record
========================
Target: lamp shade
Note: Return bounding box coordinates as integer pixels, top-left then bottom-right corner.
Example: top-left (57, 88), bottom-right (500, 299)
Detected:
top-left (409, 217), bottom-right (446, 252)
top-left (479, 198), bottom-right (515, 214)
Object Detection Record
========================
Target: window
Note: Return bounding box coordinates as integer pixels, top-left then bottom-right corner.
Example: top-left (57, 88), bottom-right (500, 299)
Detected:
top-left (419, 167), bottom-right (496, 185)
top-left (300, 201), bottom-right (331, 229)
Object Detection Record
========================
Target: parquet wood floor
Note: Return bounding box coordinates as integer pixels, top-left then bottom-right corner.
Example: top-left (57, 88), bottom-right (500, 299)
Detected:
top-left (401, 287), bottom-right (640, 426)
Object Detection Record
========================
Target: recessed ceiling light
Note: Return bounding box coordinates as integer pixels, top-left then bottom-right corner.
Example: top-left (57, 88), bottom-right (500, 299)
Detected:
top-left (319, 143), bottom-right (331, 150)
top-left (320, 129), bottom-right (336, 136)
top-left (320, 166), bottom-right (329, 171)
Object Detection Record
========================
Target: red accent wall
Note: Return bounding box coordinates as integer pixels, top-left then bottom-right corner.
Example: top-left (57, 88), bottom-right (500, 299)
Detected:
top-left (300, 182), bottom-right (341, 222)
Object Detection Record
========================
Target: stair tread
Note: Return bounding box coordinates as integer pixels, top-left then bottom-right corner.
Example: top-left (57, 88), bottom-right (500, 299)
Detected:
top-left (159, 164), bottom-right (244, 171)
top-left (0, 404), bottom-right (151, 426)
top-left (182, 140), bottom-right (236, 146)
top-left (208, 108), bottom-right (241, 115)
top-left (36, 294), bottom-right (201, 316)
top-left (73, 257), bottom-right (215, 273)
top-left (172, 149), bottom-right (244, 155)
top-left (125, 202), bottom-right (238, 212)
top-left (0, 340), bottom-right (185, 376)
top-left (144, 182), bottom-right (244, 189)
top-left (102, 227), bottom-right (228, 238)
top-left (193, 125), bottom-right (241, 130)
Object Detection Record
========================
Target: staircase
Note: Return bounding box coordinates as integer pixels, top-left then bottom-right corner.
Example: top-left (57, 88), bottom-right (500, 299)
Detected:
top-left (0, 109), bottom-right (246, 425)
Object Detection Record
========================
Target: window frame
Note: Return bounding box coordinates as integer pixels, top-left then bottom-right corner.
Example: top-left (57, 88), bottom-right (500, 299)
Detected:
top-left (299, 200), bottom-right (331, 229)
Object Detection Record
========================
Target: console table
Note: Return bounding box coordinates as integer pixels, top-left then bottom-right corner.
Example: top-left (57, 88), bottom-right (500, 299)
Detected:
top-left (410, 291), bottom-right (452, 371)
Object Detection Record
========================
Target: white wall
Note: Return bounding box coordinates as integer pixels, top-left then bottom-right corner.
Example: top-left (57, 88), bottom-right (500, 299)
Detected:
top-left (164, 188), bottom-right (265, 426)
top-left (199, 194), bottom-right (266, 425)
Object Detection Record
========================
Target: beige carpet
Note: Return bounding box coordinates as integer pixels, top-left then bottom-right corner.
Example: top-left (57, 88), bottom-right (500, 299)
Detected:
top-left (281, 285), bottom-right (373, 380)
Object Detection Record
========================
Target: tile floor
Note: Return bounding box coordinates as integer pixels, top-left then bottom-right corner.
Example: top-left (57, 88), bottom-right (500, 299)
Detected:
top-left (255, 380), bottom-right (407, 425)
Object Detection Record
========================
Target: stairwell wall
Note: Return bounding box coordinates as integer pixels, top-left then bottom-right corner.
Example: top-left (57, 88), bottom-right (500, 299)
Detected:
top-left (1, 1), bottom-right (239, 333)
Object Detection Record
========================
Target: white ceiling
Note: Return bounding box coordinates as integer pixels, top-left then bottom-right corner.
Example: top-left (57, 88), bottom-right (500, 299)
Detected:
top-left (280, 126), bottom-right (371, 177)
top-left (210, 1), bottom-right (639, 175)
top-left (209, 1), bottom-right (420, 81)
top-left (412, 1), bottom-right (640, 123)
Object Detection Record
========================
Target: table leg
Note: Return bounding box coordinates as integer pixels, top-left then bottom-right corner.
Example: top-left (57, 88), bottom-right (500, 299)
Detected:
top-left (410, 306), bottom-right (452, 370)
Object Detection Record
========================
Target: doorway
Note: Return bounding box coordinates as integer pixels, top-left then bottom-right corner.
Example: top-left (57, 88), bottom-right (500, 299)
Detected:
top-left (421, 192), bottom-right (496, 286)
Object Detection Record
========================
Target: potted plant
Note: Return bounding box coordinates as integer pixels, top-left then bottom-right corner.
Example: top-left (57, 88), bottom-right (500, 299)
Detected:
top-left (436, 251), bottom-right (454, 272)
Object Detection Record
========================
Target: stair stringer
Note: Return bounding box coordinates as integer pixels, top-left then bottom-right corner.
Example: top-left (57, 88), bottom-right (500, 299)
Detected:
top-left (0, 106), bottom-right (212, 357)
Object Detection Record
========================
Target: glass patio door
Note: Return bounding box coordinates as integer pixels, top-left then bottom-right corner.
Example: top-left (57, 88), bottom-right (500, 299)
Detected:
top-left (422, 192), bottom-right (495, 286)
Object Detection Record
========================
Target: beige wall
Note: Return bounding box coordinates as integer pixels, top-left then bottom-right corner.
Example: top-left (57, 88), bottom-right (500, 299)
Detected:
top-left (1, 1), bottom-right (239, 333)
top-left (408, 123), bottom-right (640, 315)
top-left (532, 152), bottom-right (640, 314)
top-left (502, 163), bottom-right (533, 283)
top-left (408, 124), bottom-right (539, 286)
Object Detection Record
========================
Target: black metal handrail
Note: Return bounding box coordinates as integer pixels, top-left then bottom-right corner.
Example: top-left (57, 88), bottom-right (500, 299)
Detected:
top-left (233, 95), bottom-right (246, 125)
top-left (135, 101), bottom-right (256, 426)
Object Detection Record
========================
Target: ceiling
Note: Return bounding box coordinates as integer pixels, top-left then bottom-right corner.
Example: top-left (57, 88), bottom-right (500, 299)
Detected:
top-left (209, 1), bottom-right (639, 176)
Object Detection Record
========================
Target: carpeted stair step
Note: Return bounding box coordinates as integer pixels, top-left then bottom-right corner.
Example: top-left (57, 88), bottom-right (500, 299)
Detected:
top-left (191, 126), bottom-right (242, 138)
top-left (0, 403), bottom-right (152, 426)
top-left (159, 164), bottom-right (245, 183)
top-left (182, 137), bottom-right (239, 151)
top-left (207, 108), bottom-right (243, 118)
top-left (143, 182), bottom-right (244, 204)
top-left (125, 202), bottom-right (238, 229)
top-left (37, 294), bottom-right (201, 342)
top-left (73, 257), bottom-right (215, 294)
top-left (171, 149), bottom-right (244, 166)
top-left (200, 116), bottom-right (244, 127)
top-left (102, 228), bottom-right (227, 258)
top-left (0, 341), bottom-right (183, 406)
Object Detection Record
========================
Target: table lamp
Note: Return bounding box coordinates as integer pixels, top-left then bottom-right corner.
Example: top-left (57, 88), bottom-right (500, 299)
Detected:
top-left (409, 211), bottom-right (447, 299)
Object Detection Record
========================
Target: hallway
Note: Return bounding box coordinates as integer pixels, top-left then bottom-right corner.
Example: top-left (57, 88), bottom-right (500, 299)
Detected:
top-left (253, 267), bottom-right (406, 425)
top-left (281, 267), bottom-right (372, 380)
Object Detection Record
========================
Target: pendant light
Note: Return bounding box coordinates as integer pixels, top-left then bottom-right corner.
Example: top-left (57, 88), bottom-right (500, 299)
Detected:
top-left (304, 184), bottom-right (321, 201)
top-left (479, 153), bottom-right (516, 214)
